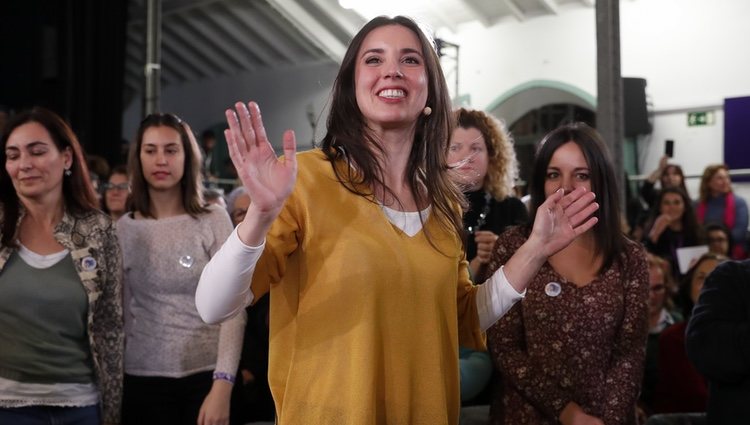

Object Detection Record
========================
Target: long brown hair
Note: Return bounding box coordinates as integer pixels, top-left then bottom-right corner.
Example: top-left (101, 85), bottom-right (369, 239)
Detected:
top-left (128, 113), bottom-right (208, 218)
top-left (320, 16), bottom-right (463, 246)
top-left (646, 187), bottom-right (703, 245)
top-left (1, 107), bottom-right (99, 247)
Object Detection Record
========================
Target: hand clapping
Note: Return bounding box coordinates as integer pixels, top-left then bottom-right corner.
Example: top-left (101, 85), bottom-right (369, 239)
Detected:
top-left (529, 187), bottom-right (599, 258)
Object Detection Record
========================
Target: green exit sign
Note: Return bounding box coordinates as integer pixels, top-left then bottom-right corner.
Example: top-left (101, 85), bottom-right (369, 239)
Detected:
top-left (688, 111), bottom-right (715, 126)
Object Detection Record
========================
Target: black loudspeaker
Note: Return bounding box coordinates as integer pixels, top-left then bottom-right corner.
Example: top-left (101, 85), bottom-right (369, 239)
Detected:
top-left (623, 77), bottom-right (651, 137)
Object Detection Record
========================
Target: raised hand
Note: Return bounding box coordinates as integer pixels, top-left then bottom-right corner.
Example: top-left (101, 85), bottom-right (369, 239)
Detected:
top-left (648, 213), bottom-right (672, 242)
top-left (528, 187), bottom-right (599, 258)
top-left (498, 187), bottom-right (598, 294)
top-left (225, 102), bottom-right (297, 245)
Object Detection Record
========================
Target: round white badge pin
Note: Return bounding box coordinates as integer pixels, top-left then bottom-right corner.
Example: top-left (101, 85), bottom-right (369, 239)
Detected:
top-left (81, 256), bottom-right (97, 271)
top-left (545, 282), bottom-right (562, 297)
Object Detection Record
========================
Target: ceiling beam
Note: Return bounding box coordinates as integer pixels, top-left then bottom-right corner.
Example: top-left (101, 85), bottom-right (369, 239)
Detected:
top-left (538, 0), bottom-right (560, 15)
top-left (309, 0), bottom-right (362, 37)
top-left (129, 0), bottom-right (225, 25)
top-left (253, 2), bottom-right (328, 59)
top-left (459, 0), bottom-right (491, 27)
top-left (265, 0), bottom-right (347, 63)
top-left (504, 0), bottom-right (526, 21)
top-left (220, 1), bottom-right (300, 64)
top-left (124, 71), bottom-right (142, 93)
top-left (426, 6), bottom-right (458, 33)
top-left (159, 26), bottom-right (213, 81)
top-left (168, 14), bottom-right (241, 76)
top-left (197, 9), bottom-right (267, 70)
top-left (161, 24), bottom-right (220, 79)
top-left (125, 38), bottom-right (184, 87)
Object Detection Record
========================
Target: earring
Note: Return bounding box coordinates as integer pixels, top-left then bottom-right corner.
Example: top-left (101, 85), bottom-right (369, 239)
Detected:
top-left (64, 168), bottom-right (72, 177)
top-left (423, 106), bottom-right (432, 116)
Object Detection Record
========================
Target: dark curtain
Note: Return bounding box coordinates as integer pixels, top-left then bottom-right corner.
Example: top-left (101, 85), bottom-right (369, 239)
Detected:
top-left (0, 0), bottom-right (128, 167)
top-left (61, 0), bottom-right (128, 166)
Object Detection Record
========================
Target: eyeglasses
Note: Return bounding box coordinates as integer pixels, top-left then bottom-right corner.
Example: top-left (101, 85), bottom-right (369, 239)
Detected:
top-left (103, 183), bottom-right (130, 191)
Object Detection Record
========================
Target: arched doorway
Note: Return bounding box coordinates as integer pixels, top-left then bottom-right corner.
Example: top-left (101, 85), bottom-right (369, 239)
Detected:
top-left (486, 80), bottom-right (596, 194)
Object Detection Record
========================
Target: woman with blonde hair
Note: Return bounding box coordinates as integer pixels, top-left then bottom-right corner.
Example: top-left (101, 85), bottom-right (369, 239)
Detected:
top-left (448, 108), bottom-right (528, 282)
top-left (696, 164), bottom-right (748, 259)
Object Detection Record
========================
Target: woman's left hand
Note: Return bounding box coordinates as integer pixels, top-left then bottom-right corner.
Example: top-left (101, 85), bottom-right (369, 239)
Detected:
top-left (197, 379), bottom-right (232, 425)
top-left (529, 186), bottom-right (599, 258)
top-left (502, 187), bottom-right (598, 294)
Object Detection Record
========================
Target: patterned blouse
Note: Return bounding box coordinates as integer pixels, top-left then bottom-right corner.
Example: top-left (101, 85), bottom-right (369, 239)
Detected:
top-left (486, 226), bottom-right (649, 425)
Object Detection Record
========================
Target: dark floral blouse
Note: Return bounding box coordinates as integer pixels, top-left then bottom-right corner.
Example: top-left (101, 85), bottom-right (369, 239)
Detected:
top-left (486, 226), bottom-right (649, 425)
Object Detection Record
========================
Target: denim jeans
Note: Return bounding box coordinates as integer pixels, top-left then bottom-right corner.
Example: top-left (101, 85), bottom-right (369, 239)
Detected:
top-left (0, 405), bottom-right (100, 425)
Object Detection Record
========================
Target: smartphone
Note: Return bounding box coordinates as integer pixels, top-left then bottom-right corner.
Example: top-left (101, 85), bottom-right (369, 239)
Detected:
top-left (665, 139), bottom-right (674, 158)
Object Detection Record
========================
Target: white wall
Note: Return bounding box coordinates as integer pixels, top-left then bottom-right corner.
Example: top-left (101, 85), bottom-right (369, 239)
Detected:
top-left (121, 0), bottom-right (750, 197)
top-left (620, 0), bottom-right (750, 111)
top-left (438, 6), bottom-right (598, 112)
top-left (638, 109), bottom-right (724, 199)
top-left (438, 0), bottom-right (750, 196)
top-left (122, 61), bottom-right (339, 151)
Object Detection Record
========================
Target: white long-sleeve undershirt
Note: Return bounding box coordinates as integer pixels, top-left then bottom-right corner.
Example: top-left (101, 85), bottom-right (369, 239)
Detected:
top-left (196, 223), bottom-right (524, 331)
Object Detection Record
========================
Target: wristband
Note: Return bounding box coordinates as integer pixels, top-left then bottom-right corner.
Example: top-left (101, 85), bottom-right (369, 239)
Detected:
top-left (212, 371), bottom-right (236, 384)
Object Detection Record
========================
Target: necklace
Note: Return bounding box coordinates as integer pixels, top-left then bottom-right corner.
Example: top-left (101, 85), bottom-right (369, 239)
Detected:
top-left (467, 192), bottom-right (492, 234)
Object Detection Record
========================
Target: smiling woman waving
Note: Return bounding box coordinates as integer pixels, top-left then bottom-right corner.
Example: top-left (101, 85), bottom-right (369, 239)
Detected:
top-left (195, 16), bottom-right (599, 425)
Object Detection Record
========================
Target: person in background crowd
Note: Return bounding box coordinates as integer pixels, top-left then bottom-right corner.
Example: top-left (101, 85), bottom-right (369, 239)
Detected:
top-left (225, 187), bottom-right (250, 228)
top-left (222, 187), bottom-right (274, 424)
top-left (643, 187), bottom-right (702, 278)
top-left (486, 123), bottom-right (649, 425)
top-left (204, 187), bottom-right (227, 209)
top-left (86, 155), bottom-right (111, 202)
top-left (640, 156), bottom-right (687, 211)
top-left (696, 164), bottom-right (748, 259)
top-left (447, 107), bottom-right (528, 405)
top-left (102, 165), bottom-right (129, 222)
top-left (118, 113), bottom-right (245, 425)
top-left (448, 107), bottom-right (528, 282)
top-left (194, 16), bottom-right (598, 425)
top-left (651, 253), bottom-right (726, 415)
top-left (0, 107), bottom-right (123, 424)
top-left (201, 129), bottom-right (219, 179)
top-left (638, 254), bottom-right (680, 417)
top-left (704, 223), bottom-right (732, 257)
top-left (686, 258), bottom-right (750, 424)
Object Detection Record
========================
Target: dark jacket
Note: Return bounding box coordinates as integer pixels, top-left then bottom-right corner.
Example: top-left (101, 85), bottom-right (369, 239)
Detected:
top-left (686, 260), bottom-right (750, 425)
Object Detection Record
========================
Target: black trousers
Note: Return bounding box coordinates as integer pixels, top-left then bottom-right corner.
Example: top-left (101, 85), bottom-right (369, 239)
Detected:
top-left (122, 371), bottom-right (213, 425)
